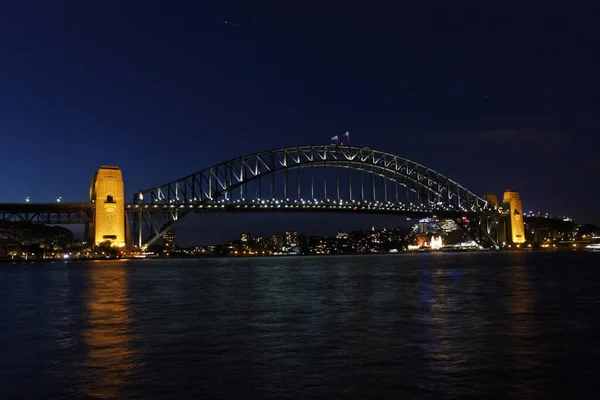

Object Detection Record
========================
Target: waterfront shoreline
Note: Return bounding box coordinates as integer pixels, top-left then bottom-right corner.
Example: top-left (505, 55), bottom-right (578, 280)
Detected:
top-left (2, 247), bottom-right (598, 264)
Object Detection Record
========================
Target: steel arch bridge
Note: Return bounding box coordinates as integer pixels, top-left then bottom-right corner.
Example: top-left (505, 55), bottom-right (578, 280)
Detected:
top-left (129, 145), bottom-right (497, 248)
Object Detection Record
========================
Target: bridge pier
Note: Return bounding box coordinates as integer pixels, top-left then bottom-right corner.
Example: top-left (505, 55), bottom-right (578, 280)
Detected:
top-left (483, 190), bottom-right (526, 246)
top-left (502, 190), bottom-right (525, 244)
top-left (137, 209), bottom-right (143, 249)
top-left (87, 166), bottom-right (127, 248)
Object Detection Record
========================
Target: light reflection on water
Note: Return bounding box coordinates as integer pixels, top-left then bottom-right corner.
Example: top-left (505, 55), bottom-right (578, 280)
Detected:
top-left (0, 252), bottom-right (599, 398)
top-left (509, 263), bottom-right (538, 400)
top-left (417, 265), bottom-right (476, 396)
top-left (79, 262), bottom-right (140, 398)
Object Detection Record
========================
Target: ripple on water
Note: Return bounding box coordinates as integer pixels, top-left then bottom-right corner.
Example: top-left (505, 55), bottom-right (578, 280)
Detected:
top-left (0, 252), bottom-right (599, 398)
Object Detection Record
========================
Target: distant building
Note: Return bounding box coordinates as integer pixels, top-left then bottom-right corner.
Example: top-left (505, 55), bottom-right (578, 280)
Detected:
top-left (430, 236), bottom-right (443, 250)
top-left (163, 229), bottom-right (175, 250)
top-left (285, 231), bottom-right (298, 247)
top-left (440, 219), bottom-right (459, 233)
top-left (524, 217), bottom-right (577, 243)
top-left (240, 232), bottom-right (251, 249)
top-left (413, 218), bottom-right (440, 234)
top-left (271, 235), bottom-right (284, 251)
top-left (415, 234), bottom-right (427, 247)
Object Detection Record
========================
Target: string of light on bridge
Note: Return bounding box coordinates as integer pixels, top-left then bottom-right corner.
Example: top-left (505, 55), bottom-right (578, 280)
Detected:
top-left (127, 197), bottom-right (476, 214)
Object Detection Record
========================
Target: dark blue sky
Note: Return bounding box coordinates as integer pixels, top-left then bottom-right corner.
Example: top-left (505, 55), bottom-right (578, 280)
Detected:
top-left (1, 1), bottom-right (598, 244)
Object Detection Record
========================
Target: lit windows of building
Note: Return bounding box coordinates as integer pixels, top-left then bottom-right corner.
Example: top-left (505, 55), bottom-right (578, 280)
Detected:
top-left (241, 232), bottom-right (251, 249)
top-left (163, 229), bottom-right (175, 250)
top-left (271, 235), bottom-right (284, 251)
top-left (413, 217), bottom-right (441, 234)
top-left (440, 219), bottom-right (459, 233)
top-left (285, 231), bottom-right (298, 247)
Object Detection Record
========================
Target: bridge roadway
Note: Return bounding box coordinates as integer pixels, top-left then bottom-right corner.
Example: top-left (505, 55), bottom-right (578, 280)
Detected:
top-left (0, 203), bottom-right (94, 224)
top-left (126, 200), bottom-right (485, 219)
top-left (0, 201), bottom-right (490, 225)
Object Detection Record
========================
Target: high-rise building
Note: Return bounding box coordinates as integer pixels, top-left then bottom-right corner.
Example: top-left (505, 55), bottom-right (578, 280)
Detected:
top-left (503, 190), bottom-right (525, 244)
top-left (163, 229), bottom-right (175, 250)
top-left (271, 235), bottom-right (284, 251)
top-left (285, 231), bottom-right (298, 247)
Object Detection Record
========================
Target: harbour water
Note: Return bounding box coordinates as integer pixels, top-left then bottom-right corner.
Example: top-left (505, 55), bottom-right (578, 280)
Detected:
top-left (1, 252), bottom-right (599, 398)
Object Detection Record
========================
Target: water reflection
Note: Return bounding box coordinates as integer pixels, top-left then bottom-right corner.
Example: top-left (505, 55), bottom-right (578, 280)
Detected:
top-left (1, 253), bottom-right (596, 398)
top-left (509, 264), bottom-right (538, 399)
top-left (80, 263), bottom-right (138, 398)
top-left (417, 263), bottom-right (492, 396)
top-left (429, 268), bottom-right (468, 372)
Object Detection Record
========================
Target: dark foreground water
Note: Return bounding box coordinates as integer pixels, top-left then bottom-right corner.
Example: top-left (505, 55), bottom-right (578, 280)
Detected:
top-left (1, 252), bottom-right (600, 399)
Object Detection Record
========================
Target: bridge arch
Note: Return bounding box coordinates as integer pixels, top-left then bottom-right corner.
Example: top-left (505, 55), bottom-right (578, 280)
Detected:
top-left (132, 145), bottom-right (492, 248)
top-left (138, 145), bottom-right (488, 211)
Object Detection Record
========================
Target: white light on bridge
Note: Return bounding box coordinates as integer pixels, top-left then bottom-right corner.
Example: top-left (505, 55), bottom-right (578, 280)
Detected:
top-left (56, 197), bottom-right (62, 203)
top-left (25, 197), bottom-right (30, 204)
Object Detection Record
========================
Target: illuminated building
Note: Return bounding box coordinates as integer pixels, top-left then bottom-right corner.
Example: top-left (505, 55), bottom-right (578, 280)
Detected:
top-left (240, 232), bottom-right (251, 249)
top-left (285, 231), bottom-right (298, 247)
top-left (430, 235), bottom-right (443, 250)
top-left (503, 190), bottom-right (525, 244)
top-left (413, 217), bottom-right (440, 234)
top-left (271, 235), bottom-right (284, 251)
top-left (163, 229), bottom-right (175, 250)
top-left (86, 166), bottom-right (126, 247)
top-left (440, 219), bottom-right (459, 233)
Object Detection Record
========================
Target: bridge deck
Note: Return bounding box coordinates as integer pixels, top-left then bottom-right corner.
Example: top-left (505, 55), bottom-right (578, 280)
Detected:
top-left (0, 203), bottom-right (94, 212)
top-left (0, 203), bottom-right (94, 224)
top-left (125, 202), bottom-right (487, 219)
top-left (0, 201), bottom-right (492, 225)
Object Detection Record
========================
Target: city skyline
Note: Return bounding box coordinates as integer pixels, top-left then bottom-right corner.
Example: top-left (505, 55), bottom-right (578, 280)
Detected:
top-left (159, 214), bottom-right (594, 253)
top-left (1, 1), bottom-right (598, 244)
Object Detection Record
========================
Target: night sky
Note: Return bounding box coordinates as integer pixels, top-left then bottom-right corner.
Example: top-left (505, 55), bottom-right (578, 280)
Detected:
top-left (1, 2), bottom-right (599, 244)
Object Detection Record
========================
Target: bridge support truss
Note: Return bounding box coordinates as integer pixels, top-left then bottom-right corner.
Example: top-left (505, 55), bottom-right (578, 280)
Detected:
top-left (0, 204), bottom-right (93, 224)
top-left (130, 145), bottom-right (496, 249)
